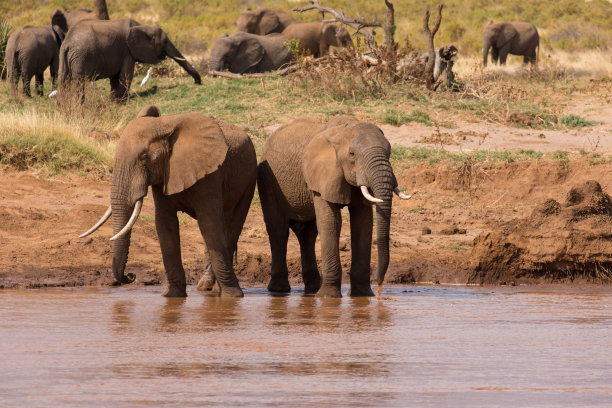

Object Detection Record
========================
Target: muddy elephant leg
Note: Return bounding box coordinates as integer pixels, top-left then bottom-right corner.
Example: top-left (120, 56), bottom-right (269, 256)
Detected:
top-left (153, 192), bottom-right (187, 297)
top-left (197, 247), bottom-right (216, 292)
top-left (491, 47), bottom-right (499, 65)
top-left (195, 202), bottom-right (243, 297)
top-left (314, 194), bottom-right (343, 298)
top-left (347, 201), bottom-right (374, 297)
top-left (293, 220), bottom-right (320, 294)
top-left (258, 169), bottom-right (291, 292)
top-left (34, 73), bottom-right (44, 96)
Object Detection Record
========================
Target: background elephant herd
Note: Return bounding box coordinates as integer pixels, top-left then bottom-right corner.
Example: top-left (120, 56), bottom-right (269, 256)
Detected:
top-left (5, 4), bottom-right (539, 100)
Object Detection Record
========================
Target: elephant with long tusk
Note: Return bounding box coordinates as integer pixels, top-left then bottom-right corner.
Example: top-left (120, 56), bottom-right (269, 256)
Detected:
top-left (257, 116), bottom-right (411, 298)
top-left (80, 105), bottom-right (257, 297)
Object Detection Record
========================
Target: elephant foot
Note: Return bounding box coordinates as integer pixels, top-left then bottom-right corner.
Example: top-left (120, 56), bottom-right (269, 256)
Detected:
top-left (316, 285), bottom-right (342, 298)
top-left (219, 285), bottom-right (244, 298)
top-left (304, 278), bottom-right (321, 295)
top-left (347, 284), bottom-right (374, 297)
top-left (267, 277), bottom-right (291, 293)
top-left (197, 274), bottom-right (216, 291)
top-left (163, 285), bottom-right (187, 298)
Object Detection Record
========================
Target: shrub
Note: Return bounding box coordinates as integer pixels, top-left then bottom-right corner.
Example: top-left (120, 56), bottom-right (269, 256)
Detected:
top-left (0, 19), bottom-right (12, 80)
top-left (560, 114), bottom-right (596, 128)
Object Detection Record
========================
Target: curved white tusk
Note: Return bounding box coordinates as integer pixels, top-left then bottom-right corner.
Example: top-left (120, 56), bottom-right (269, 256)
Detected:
top-left (79, 206), bottom-right (112, 238)
top-left (360, 186), bottom-right (383, 203)
top-left (394, 187), bottom-right (412, 200)
top-left (173, 56), bottom-right (187, 62)
top-left (110, 200), bottom-right (143, 241)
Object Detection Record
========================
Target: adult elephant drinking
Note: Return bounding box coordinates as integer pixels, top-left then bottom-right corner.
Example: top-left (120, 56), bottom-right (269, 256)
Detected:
top-left (483, 21), bottom-right (539, 66)
top-left (58, 18), bottom-right (201, 101)
top-left (80, 105), bottom-right (257, 297)
top-left (209, 32), bottom-right (293, 74)
top-left (257, 116), bottom-right (411, 298)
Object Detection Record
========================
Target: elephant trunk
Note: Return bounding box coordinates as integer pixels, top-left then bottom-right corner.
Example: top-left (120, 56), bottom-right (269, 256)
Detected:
top-left (110, 169), bottom-right (140, 284)
top-left (364, 148), bottom-right (394, 286)
top-left (483, 38), bottom-right (491, 66)
top-left (165, 41), bottom-right (202, 84)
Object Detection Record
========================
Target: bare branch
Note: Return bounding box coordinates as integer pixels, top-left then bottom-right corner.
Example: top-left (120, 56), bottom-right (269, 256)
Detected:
top-left (384, 0), bottom-right (395, 50)
top-left (293, 0), bottom-right (382, 50)
top-left (423, 4), bottom-right (444, 89)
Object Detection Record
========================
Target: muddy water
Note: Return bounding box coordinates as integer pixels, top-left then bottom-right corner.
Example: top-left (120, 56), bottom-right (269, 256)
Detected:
top-left (1, 286), bottom-right (611, 407)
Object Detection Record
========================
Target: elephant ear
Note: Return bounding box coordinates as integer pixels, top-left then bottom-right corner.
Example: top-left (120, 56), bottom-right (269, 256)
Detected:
top-left (51, 9), bottom-right (68, 41)
top-left (158, 114), bottom-right (229, 195)
top-left (137, 105), bottom-right (161, 118)
top-left (230, 37), bottom-right (264, 74)
top-left (497, 24), bottom-right (518, 47)
top-left (127, 25), bottom-right (161, 64)
top-left (302, 126), bottom-right (351, 205)
top-left (259, 11), bottom-right (280, 35)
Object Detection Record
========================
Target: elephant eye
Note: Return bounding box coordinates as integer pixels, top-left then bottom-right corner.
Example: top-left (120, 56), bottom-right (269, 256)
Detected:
top-left (349, 151), bottom-right (355, 157)
top-left (139, 151), bottom-right (150, 162)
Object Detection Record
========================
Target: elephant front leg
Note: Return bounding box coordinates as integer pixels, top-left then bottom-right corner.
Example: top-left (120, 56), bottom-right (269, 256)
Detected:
top-left (347, 201), bottom-right (374, 297)
top-left (313, 195), bottom-right (343, 298)
top-left (154, 197), bottom-right (187, 297)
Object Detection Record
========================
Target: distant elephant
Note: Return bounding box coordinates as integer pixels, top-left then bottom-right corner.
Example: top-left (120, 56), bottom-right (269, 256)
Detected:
top-left (282, 22), bottom-right (353, 57)
top-left (64, 0), bottom-right (110, 28)
top-left (5, 10), bottom-right (68, 97)
top-left (209, 32), bottom-right (293, 74)
top-left (483, 21), bottom-right (539, 66)
top-left (236, 8), bottom-right (295, 35)
top-left (58, 18), bottom-right (201, 101)
top-left (80, 105), bottom-right (257, 297)
top-left (257, 116), bottom-right (410, 298)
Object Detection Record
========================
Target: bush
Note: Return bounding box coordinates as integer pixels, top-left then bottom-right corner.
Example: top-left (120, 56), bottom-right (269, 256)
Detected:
top-left (0, 19), bottom-right (12, 80)
top-left (560, 114), bottom-right (596, 128)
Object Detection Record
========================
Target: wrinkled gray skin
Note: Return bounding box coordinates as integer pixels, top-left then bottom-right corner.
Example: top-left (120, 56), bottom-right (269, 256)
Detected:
top-left (236, 8), bottom-right (295, 35)
top-left (483, 21), bottom-right (539, 66)
top-left (209, 32), bottom-right (293, 74)
top-left (282, 22), bottom-right (353, 57)
top-left (258, 116), bottom-right (397, 298)
top-left (5, 10), bottom-right (68, 97)
top-left (110, 105), bottom-right (257, 297)
top-left (58, 18), bottom-right (201, 101)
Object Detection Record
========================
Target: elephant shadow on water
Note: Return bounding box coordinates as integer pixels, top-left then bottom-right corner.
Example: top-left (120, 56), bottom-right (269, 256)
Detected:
top-left (81, 104), bottom-right (257, 297)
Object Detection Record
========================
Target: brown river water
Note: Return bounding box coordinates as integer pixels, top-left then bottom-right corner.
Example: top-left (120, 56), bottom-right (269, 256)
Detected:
top-left (1, 285), bottom-right (611, 407)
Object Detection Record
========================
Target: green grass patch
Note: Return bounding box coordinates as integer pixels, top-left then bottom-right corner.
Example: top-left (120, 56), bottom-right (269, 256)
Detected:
top-left (410, 206), bottom-right (426, 213)
top-left (383, 109), bottom-right (432, 126)
top-left (560, 114), bottom-right (596, 128)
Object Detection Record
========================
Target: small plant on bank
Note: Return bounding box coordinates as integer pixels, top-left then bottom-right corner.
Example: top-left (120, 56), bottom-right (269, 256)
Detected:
top-left (0, 19), bottom-right (12, 80)
top-left (560, 114), bottom-right (596, 128)
top-left (383, 109), bottom-right (432, 126)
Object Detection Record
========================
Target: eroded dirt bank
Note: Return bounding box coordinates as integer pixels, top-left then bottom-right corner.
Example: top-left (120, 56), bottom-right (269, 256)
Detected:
top-left (1, 157), bottom-right (612, 290)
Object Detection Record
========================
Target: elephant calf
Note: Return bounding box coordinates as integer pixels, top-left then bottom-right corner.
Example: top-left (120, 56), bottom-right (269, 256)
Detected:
top-left (209, 32), bottom-right (293, 74)
top-left (5, 10), bottom-right (67, 97)
top-left (282, 22), bottom-right (353, 57)
top-left (257, 116), bottom-right (410, 298)
top-left (81, 105), bottom-right (257, 297)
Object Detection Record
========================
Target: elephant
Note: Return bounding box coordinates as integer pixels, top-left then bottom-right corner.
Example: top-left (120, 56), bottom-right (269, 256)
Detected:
top-left (209, 32), bottom-right (293, 74)
top-left (64, 0), bottom-right (110, 28)
top-left (80, 105), bottom-right (257, 297)
top-left (483, 21), bottom-right (539, 66)
top-left (257, 116), bottom-right (410, 298)
top-left (236, 8), bottom-right (295, 36)
top-left (5, 10), bottom-right (68, 97)
top-left (58, 18), bottom-right (201, 101)
top-left (282, 22), bottom-right (353, 57)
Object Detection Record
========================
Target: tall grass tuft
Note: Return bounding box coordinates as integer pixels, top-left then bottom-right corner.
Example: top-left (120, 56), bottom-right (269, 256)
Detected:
top-left (0, 111), bottom-right (113, 176)
top-left (0, 19), bottom-right (12, 80)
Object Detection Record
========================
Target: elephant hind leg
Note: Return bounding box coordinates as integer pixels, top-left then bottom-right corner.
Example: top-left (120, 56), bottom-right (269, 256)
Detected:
top-left (292, 220), bottom-right (320, 294)
top-left (34, 73), bottom-right (44, 96)
top-left (21, 72), bottom-right (32, 97)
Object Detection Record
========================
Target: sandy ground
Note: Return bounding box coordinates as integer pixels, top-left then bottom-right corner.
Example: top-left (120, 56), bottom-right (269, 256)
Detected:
top-left (1, 96), bottom-right (611, 291)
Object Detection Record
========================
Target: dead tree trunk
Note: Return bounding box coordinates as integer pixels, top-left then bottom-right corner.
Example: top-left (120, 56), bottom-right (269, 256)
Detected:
top-left (93, 0), bottom-right (110, 20)
top-left (384, 1), bottom-right (395, 50)
top-left (423, 5), bottom-right (443, 89)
